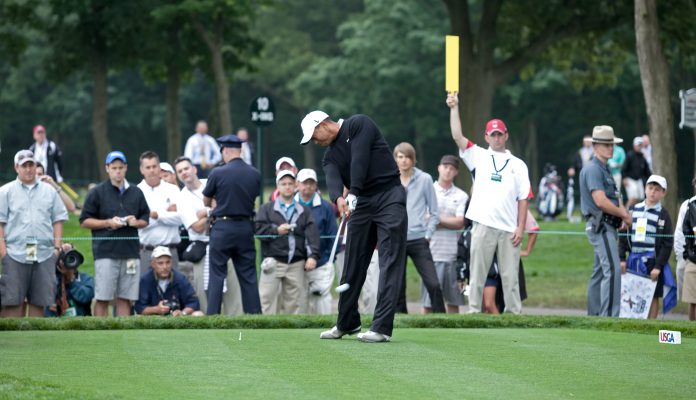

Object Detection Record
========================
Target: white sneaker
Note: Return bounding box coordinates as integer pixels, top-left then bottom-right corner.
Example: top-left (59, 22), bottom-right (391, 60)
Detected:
top-left (357, 330), bottom-right (391, 343)
top-left (319, 325), bottom-right (361, 339)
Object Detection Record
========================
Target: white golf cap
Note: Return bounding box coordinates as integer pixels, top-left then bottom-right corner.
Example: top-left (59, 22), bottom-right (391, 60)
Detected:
top-left (300, 110), bottom-right (329, 144)
top-left (159, 162), bottom-right (175, 174)
top-left (646, 174), bottom-right (667, 190)
top-left (297, 168), bottom-right (318, 183)
top-left (633, 136), bottom-right (644, 146)
top-left (276, 169), bottom-right (296, 183)
top-left (151, 246), bottom-right (172, 259)
top-left (275, 157), bottom-right (296, 172)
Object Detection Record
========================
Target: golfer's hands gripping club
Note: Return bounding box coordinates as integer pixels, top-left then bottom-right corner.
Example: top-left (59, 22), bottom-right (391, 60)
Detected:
top-left (338, 194), bottom-right (358, 217)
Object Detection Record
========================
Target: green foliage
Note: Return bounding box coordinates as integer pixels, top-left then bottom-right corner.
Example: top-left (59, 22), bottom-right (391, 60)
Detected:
top-left (291, 0), bottom-right (450, 164)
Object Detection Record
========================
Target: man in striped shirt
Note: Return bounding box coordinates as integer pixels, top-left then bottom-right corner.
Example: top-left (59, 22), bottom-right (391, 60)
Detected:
top-left (619, 174), bottom-right (675, 319)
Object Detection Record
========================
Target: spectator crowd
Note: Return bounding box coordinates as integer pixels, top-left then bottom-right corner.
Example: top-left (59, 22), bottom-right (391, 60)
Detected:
top-left (1, 110), bottom-right (695, 323)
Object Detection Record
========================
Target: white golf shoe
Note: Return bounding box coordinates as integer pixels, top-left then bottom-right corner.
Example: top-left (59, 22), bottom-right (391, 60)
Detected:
top-left (357, 330), bottom-right (391, 343)
top-left (319, 325), bottom-right (361, 339)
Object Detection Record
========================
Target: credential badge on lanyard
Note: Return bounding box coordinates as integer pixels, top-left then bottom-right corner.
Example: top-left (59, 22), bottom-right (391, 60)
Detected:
top-left (490, 155), bottom-right (509, 182)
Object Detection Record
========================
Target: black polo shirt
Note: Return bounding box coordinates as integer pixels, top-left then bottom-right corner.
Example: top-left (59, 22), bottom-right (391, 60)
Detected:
top-left (80, 181), bottom-right (150, 259)
top-left (322, 114), bottom-right (400, 203)
top-left (203, 158), bottom-right (260, 217)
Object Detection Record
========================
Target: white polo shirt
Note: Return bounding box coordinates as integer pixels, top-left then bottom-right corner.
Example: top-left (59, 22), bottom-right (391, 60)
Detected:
top-left (137, 180), bottom-right (182, 246)
top-left (177, 179), bottom-right (209, 242)
top-left (460, 142), bottom-right (530, 233)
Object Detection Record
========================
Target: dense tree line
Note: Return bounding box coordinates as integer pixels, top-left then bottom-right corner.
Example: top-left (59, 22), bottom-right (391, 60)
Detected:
top-left (0, 0), bottom-right (694, 209)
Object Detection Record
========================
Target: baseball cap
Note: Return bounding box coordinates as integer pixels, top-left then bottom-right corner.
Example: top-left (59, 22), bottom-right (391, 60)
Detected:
top-left (300, 110), bottom-right (329, 144)
top-left (485, 119), bottom-right (508, 135)
top-left (275, 157), bottom-right (296, 172)
top-left (633, 136), bottom-right (644, 147)
top-left (276, 169), bottom-right (296, 183)
top-left (297, 168), bottom-right (318, 182)
top-left (105, 151), bottom-right (127, 165)
top-left (14, 150), bottom-right (35, 166)
top-left (151, 246), bottom-right (172, 259)
top-left (439, 155), bottom-right (459, 169)
top-left (33, 125), bottom-right (46, 134)
top-left (160, 162), bottom-right (175, 174)
top-left (646, 174), bottom-right (667, 190)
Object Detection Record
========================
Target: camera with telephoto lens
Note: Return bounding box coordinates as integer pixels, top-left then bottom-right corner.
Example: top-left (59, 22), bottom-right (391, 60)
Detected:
top-left (58, 249), bottom-right (84, 270)
top-left (163, 299), bottom-right (180, 313)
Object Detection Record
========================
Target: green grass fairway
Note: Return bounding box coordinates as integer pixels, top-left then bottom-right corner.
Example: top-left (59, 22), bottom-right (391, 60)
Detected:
top-left (1, 328), bottom-right (693, 399)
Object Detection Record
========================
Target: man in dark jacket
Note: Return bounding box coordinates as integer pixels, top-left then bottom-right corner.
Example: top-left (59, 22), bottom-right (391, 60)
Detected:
top-left (255, 170), bottom-right (320, 314)
top-left (135, 246), bottom-right (203, 316)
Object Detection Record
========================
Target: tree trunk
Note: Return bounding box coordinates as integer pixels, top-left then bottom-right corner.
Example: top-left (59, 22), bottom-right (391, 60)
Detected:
top-left (525, 117), bottom-right (539, 189)
top-left (635, 0), bottom-right (678, 215)
top-left (92, 57), bottom-right (111, 180)
top-left (165, 62), bottom-right (181, 162)
top-left (210, 45), bottom-right (232, 136)
top-left (303, 140), bottom-right (316, 171)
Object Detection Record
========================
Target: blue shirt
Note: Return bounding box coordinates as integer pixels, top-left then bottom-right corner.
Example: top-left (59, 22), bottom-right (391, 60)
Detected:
top-left (0, 179), bottom-right (68, 263)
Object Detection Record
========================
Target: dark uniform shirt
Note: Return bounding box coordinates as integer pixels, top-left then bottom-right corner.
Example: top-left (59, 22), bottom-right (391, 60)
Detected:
top-left (203, 158), bottom-right (260, 217)
top-left (322, 115), bottom-right (400, 203)
top-left (579, 157), bottom-right (619, 217)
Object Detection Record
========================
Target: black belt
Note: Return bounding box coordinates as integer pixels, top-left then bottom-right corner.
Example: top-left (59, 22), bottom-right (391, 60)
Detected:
top-left (214, 215), bottom-right (252, 221)
top-left (140, 244), bottom-right (178, 251)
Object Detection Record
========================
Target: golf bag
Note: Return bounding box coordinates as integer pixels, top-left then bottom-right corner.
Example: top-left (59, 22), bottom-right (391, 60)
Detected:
top-left (537, 163), bottom-right (565, 220)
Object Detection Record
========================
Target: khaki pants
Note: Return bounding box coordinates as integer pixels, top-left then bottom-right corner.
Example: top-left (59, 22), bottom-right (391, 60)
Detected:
top-left (305, 261), bottom-right (335, 315)
top-left (192, 256), bottom-right (243, 316)
top-left (335, 250), bottom-right (380, 314)
top-left (468, 223), bottom-right (521, 314)
top-left (259, 259), bottom-right (307, 314)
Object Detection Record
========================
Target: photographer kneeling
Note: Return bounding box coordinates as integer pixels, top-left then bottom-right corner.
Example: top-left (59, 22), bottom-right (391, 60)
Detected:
top-left (45, 244), bottom-right (94, 317)
top-left (135, 246), bottom-right (204, 316)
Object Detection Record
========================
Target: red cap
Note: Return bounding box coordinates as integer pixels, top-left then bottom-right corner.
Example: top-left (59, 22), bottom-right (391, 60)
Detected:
top-left (485, 119), bottom-right (507, 135)
top-left (33, 125), bottom-right (46, 134)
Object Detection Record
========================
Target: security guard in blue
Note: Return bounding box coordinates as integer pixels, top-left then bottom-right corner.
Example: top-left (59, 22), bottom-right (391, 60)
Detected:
top-left (203, 134), bottom-right (262, 314)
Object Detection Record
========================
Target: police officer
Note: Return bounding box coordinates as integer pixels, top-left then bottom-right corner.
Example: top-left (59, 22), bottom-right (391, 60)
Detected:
top-left (579, 126), bottom-right (632, 317)
top-left (301, 110), bottom-right (407, 343)
top-left (203, 134), bottom-right (262, 314)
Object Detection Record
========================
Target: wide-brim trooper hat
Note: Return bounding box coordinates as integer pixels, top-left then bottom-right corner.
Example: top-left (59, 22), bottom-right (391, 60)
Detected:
top-left (591, 125), bottom-right (623, 144)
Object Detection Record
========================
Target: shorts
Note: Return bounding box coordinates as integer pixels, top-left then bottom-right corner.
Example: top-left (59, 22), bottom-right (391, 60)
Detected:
top-left (94, 258), bottom-right (140, 301)
top-left (0, 254), bottom-right (57, 306)
top-left (624, 178), bottom-right (645, 200)
top-left (421, 261), bottom-right (465, 307)
top-left (682, 260), bottom-right (696, 304)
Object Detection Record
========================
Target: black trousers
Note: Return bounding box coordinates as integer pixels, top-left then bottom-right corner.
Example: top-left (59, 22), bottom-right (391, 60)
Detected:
top-left (336, 184), bottom-right (407, 337)
top-left (396, 238), bottom-right (446, 313)
top-left (207, 220), bottom-right (262, 314)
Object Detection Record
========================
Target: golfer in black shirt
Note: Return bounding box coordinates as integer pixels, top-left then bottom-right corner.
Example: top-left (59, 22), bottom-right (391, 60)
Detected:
top-left (301, 110), bottom-right (407, 343)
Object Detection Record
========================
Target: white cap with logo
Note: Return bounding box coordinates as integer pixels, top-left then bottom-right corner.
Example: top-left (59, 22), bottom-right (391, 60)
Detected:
top-left (151, 246), bottom-right (172, 259)
top-left (300, 110), bottom-right (329, 144)
top-left (646, 174), bottom-right (667, 190)
top-left (297, 168), bottom-right (318, 183)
